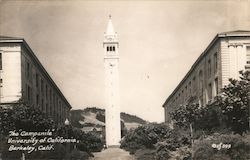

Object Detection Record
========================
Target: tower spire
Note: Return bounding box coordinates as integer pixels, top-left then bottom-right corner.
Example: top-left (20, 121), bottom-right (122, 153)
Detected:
top-left (106, 15), bottom-right (115, 35)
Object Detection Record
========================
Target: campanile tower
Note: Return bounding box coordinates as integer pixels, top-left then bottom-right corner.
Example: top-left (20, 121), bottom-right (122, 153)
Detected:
top-left (103, 15), bottom-right (121, 147)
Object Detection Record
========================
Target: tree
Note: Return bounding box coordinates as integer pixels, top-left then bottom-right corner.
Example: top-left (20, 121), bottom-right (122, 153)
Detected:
top-left (215, 71), bottom-right (250, 134)
top-left (170, 98), bottom-right (204, 156)
top-left (0, 103), bottom-right (55, 159)
top-left (171, 71), bottom-right (250, 135)
top-left (0, 103), bottom-right (54, 136)
top-left (170, 97), bottom-right (220, 158)
top-left (170, 98), bottom-right (202, 129)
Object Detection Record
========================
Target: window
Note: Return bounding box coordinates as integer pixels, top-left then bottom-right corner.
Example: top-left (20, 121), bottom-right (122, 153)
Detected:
top-left (45, 85), bottom-right (48, 99)
top-left (199, 70), bottom-right (203, 92)
top-left (50, 105), bottom-right (52, 116)
top-left (215, 78), bottom-right (218, 96)
top-left (109, 46), bottom-right (112, 51)
top-left (36, 94), bottom-right (40, 106)
top-left (59, 101), bottom-right (62, 119)
top-left (27, 85), bottom-right (32, 103)
top-left (214, 53), bottom-right (218, 73)
top-left (185, 86), bottom-right (187, 100)
top-left (36, 73), bottom-right (39, 88)
top-left (113, 46), bottom-right (115, 51)
top-left (41, 79), bottom-right (44, 95)
top-left (192, 77), bottom-right (196, 91)
top-left (189, 82), bottom-right (192, 95)
top-left (0, 78), bottom-right (3, 93)
top-left (246, 47), bottom-right (250, 65)
top-left (50, 90), bottom-right (52, 105)
top-left (56, 98), bottom-right (59, 112)
top-left (41, 99), bottom-right (44, 111)
top-left (208, 59), bottom-right (211, 77)
top-left (0, 52), bottom-right (2, 70)
top-left (53, 94), bottom-right (56, 108)
top-left (181, 90), bottom-right (184, 102)
top-left (208, 83), bottom-right (212, 100)
top-left (26, 62), bottom-right (30, 78)
top-left (46, 103), bottom-right (49, 114)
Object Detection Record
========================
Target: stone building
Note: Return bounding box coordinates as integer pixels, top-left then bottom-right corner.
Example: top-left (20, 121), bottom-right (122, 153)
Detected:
top-left (163, 30), bottom-right (250, 123)
top-left (0, 36), bottom-right (71, 125)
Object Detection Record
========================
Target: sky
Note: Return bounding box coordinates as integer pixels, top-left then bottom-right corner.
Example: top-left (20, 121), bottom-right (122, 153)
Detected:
top-left (0, 0), bottom-right (250, 122)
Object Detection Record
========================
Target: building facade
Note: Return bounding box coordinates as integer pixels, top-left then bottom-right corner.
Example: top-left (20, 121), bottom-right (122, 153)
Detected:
top-left (0, 36), bottom-right (71, 125)
top-left (163, 30), bottom-right (250, 123)
top-left (103, 16), bottom-right (121, 147)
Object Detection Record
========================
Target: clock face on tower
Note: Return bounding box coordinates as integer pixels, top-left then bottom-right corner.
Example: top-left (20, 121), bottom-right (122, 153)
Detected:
top-left (109, 62), bottom-right (115, 67)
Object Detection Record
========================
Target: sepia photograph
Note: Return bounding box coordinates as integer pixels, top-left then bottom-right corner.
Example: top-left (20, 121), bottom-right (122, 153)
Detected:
top-left (0, 0), bottom-right (249, 159)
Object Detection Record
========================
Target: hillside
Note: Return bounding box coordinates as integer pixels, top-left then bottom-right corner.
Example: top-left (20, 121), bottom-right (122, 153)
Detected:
top-left (70, 107), bottom-right (147, 131)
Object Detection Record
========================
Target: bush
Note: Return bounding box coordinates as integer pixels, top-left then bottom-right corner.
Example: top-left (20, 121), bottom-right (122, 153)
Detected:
top-left (0, 104), bottom-right (54, 136)
top-left (120, 123), bottom-right (171, 154)
top-left (155, 142), bottom-right (171, 160)
top-left (81, 132), bottom-right (104, 152)
top-left (56, 126), bottom-right (104, 153)
top-left (193, 133), bottom-right (250, 160)
top-left (154, 128), bottom-right (191, 160)
top-left (171, 146), bottom-right (191, 160)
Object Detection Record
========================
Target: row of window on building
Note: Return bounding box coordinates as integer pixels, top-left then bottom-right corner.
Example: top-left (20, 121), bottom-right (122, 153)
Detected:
top-left (170, 52), bottom-right (219, 108)
top-left (25, 60), bottom-right (67, 124)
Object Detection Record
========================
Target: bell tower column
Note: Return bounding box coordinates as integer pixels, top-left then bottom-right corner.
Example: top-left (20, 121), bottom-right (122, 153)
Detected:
top-left (103, 15), bottom-right (121, 147)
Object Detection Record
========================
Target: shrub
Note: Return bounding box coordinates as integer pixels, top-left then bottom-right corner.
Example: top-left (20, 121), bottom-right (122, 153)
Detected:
top-left (171, 146), bottom-right (191, 160)
top-left (0, 104), bottom-right (54, 136)
top-left (81, 132), bottom-right (104, 152)
top-left (56, 126), bottom-right (104, 152)
top-left (154, 128), bottom-right (191, 160)
top-left (155, 142), bottom-right (171, 160)
top-left (212, 71), bottom-right (250, 135)
top-left (120, 123), bottom-right (171, 154)
top-left (193, 133), bottom-right (250, 160)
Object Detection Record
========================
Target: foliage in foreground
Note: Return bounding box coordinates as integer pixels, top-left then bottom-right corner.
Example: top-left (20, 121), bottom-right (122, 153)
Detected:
top-left (214, 71), bottom-right (250, 134)
top-left (170, 71), bottom-right (250, 136)
top-left (0, 103), bottom-right (54, 136)
top-left (120, 123), bottom-right (171, 154)
top-left (193, 133), bottom-right (250, 160)
top-left (0, 104), bottom-right (103, 160)
top-left (121, 123), bottom-right (191, 159)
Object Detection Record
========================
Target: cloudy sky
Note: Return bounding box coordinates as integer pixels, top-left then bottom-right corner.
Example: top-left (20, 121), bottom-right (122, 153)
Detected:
top-left (0, 0), bottom-right (250, 122)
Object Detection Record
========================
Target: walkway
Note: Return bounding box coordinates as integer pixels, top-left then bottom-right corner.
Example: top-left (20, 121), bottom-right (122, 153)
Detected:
top-left (92, 148), bottom-right (135, 160)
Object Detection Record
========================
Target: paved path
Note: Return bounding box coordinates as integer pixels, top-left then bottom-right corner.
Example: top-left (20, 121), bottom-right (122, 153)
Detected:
top-left (92, 148), bottom-right (135, 160)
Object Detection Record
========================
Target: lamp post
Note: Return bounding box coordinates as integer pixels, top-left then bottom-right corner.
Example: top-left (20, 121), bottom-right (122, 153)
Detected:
top-left (64, 118), bottom-right (70, 159)
top-left (65, 118), bottom-right (70, 126)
